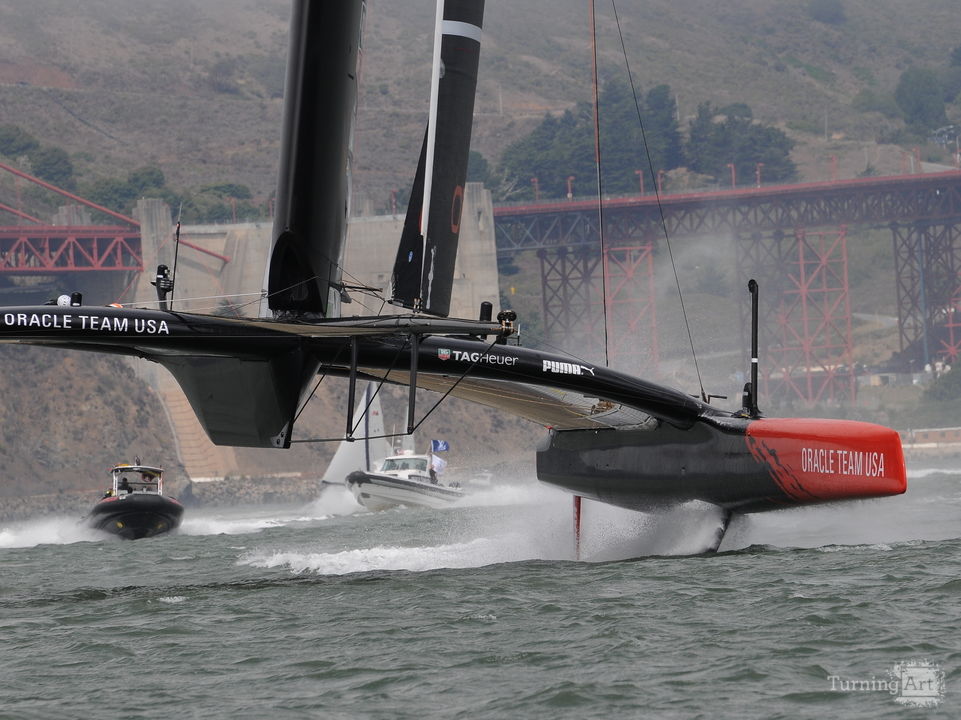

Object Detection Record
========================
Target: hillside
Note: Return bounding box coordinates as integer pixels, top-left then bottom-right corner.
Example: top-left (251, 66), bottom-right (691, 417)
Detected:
top-left (0, 1), bottom-right (958, 209)
top-left (0, 346), bottom-right (181, 497)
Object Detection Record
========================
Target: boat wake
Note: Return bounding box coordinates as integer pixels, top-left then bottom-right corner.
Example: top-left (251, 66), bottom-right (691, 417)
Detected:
top-left (0, 516), bottom-right (104, 548)
top-left (240, 537), bottom-right (532, 575)
top-left (453, 480), bottom-right (567, 508)
top-left (238, 486), bottom-right (738, 575)
top-left (178, 513), bottom-right (293, 536)
top-left (578, 500), bottom-right (729, 560)
top-left (178, 489), bottom-right (363, 537)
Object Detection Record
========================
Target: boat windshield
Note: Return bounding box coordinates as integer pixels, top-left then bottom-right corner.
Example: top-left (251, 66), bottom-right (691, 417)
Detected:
top-left (381, 457), bottom-right (428, 472)
top-left (109, 465), bottom-right (164, 494)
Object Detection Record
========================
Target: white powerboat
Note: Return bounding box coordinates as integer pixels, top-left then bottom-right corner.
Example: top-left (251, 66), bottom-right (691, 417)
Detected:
top-left (346, 452), bottom-right (465, 511)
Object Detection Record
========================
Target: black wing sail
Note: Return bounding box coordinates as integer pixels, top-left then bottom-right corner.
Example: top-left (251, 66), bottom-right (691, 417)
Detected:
top-left (391, 128), bottom-right (428, 311)
top-left (268, 1), bottom-right (365, 317)
top-left (390, 0), bottom-right (485, 317)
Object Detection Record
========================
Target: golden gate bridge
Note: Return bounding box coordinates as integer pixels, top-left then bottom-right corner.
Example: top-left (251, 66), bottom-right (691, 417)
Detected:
top-left (3, 157), bottom-right (961, 405)
top-left (494, 169), bottom-right (961, 404)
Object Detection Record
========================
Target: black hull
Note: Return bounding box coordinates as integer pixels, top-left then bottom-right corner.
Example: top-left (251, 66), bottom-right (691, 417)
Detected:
top-left (538, 418), bottom-right (777, 512)
top-left (88, 494), bottom-right (184, 540)
top-left (538, 415), bottom-right (906, 513)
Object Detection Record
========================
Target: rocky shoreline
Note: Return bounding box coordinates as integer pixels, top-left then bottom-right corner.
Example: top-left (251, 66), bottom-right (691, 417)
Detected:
top-left (0, 475), bottom-right (322, 524)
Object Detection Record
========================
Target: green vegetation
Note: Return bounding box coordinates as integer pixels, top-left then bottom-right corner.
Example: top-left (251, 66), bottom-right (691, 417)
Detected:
top-left (807, 0), bottom-right (847, 25)
top-left (0, 125), bottom-right (76, 189)
top-left (0, 125), bottom-right (39, 158)
top-left (496, 80), bottom-right (681, 200)
top-left (178, 183), bottom-right (262, 224)
top-left (923, 367), bottom-right (961, 402)
top-left (495, 79), bottom-right (797, 200)
top-left (0, 121), bottom-right (266, 224)
top-left (34, 149), bottom-right (76, 192)
top-left (466, 150), bottom-right (493, 187)
top-left (895, 67), bottom-right (948, 130)
top-left (685, 103), bottom-right (797, 185)
top-left (851, 90), bottom-right (901, 118)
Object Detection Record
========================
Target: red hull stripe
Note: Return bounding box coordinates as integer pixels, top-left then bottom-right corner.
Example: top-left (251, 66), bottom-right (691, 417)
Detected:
top-left (746, 418), bottom-right (907, 503)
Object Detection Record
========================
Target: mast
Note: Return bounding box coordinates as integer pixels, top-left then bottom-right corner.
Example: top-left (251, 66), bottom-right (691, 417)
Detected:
top-left (363, 382), bottom-right (372, 471)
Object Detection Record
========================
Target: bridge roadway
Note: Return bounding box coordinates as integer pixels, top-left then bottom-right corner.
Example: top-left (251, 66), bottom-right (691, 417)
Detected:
top-left (493, 170), bottom-right (961, 250)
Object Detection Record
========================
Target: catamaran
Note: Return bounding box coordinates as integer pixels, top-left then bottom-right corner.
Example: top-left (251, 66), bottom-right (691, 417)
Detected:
top-left (0, 0), bottom-right (906, 553)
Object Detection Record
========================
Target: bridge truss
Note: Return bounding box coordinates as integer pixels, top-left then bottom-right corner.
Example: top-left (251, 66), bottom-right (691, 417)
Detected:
top-left (495, 171), bottom-right (961, 405)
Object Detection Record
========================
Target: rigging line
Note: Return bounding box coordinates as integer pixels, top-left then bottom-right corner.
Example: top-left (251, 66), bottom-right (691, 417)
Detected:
top-left (290, 335), bottom-right (411, 438)
top-left (169, 203), bottom-right (183, 308)
top-left (609, 0), bottom-right (707, 401)
top-left (352, 381), bottom-right (383, 438)
top-left (292, 431), bottom-right (417, 445)
top-left (291, 336), bottom-right (498, 445)
top-left (347, 340), bottom-right (410, 437)
top-left (408, 336), bottom-right (502, 434)
top-left (536, 336), bottom-right (612, 370)
top-left (589, 0), bottom-right (611, 368)
top-left (259, 273), bottom-right (323, 303)
top-left (124, 290), bottom-right (265, 307)
top-left (290, 433), bottom-right (407, 444)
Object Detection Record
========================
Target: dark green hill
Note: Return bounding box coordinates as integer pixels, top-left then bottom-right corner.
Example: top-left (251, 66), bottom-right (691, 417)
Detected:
top-left (0, 0), bottom-right (958, 210)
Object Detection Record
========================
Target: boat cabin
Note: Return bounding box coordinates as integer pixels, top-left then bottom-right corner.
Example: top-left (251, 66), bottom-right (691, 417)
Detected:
top-left (380, 456), bottom-right (429, 473)
top-left (108, 464), bottom-right (165, 496)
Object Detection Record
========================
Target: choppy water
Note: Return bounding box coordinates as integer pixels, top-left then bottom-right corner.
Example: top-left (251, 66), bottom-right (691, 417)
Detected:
top-left (1, 466), bottom-right (958, 719)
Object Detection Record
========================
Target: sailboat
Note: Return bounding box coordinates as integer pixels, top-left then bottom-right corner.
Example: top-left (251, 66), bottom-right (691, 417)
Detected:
top-left (0, 0), bottom-right (905, 552)
top-left (321, 382), bottom-right (392, 488)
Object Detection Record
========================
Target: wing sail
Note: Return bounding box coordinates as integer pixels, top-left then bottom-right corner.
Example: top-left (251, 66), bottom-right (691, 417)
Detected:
top-left (390, 0), bottom-right (485, 316)
top-left (390, 129), bottom-right (429, 311)
top-left (267, 1), bottom-right (365, 317)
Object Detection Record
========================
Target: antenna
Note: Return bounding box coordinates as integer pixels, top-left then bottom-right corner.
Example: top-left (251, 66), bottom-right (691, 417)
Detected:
top-left (742, 278), bottom-right (761, 418)
top-left (169, 202), bottom-right (184, 308)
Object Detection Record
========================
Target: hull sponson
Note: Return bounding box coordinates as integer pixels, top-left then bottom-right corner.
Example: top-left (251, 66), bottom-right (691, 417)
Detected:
top-left (268, 0), bottom-right (365, 316)
top-left (0, 307), bottom-right (506, 448)
top-left (537, 416), bottom-right (906, 512)
top-left (0, 305), bottom-right (317, 447)
top-left (744, 417), bottom-right (906, 503)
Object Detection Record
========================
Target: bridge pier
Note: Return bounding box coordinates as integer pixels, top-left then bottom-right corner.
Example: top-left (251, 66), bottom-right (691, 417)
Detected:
top-left (736, 226), bottom-right (855, 406)
top-left (891, 220), bottom-right (961, 367)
